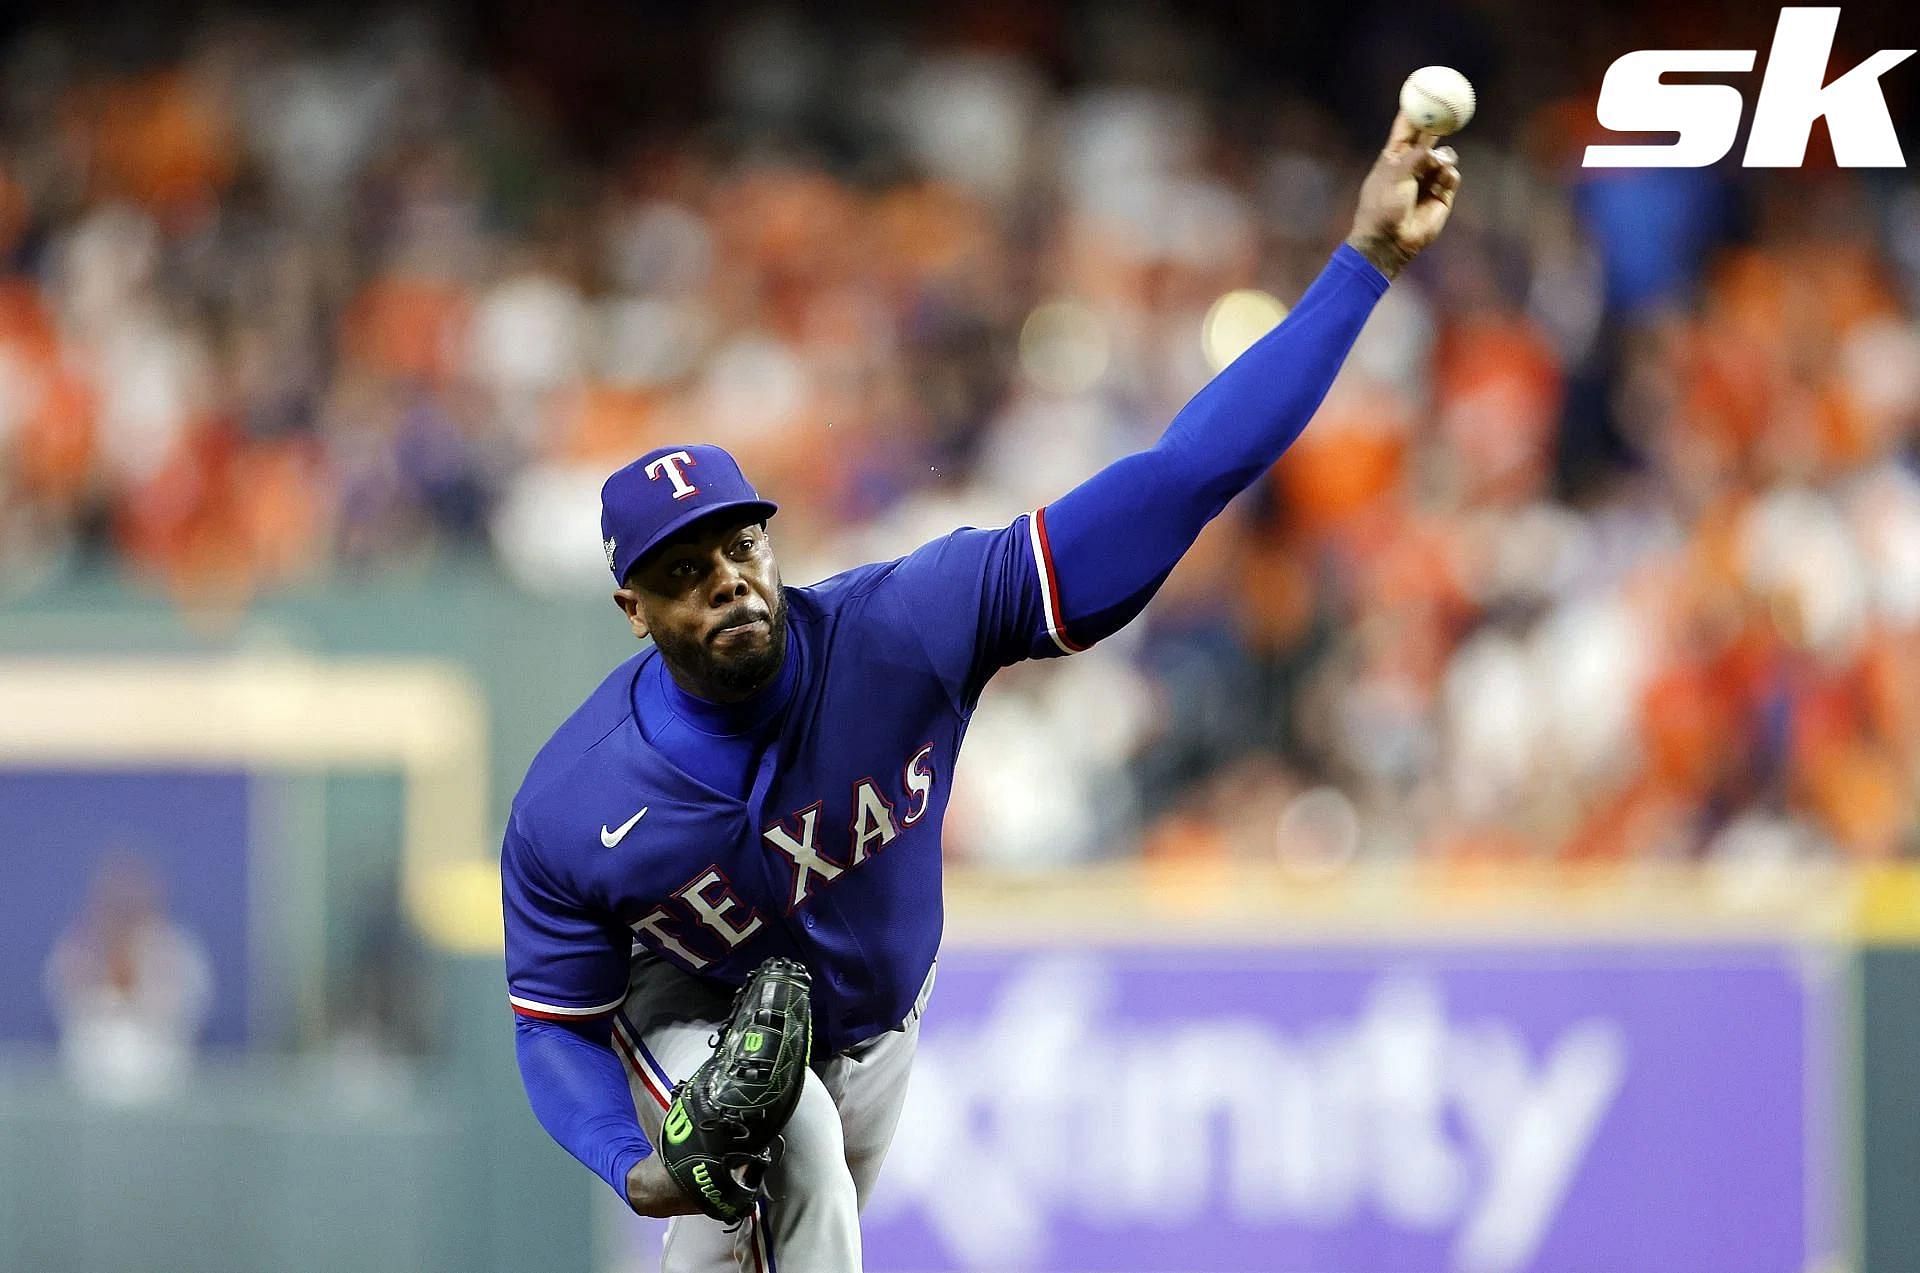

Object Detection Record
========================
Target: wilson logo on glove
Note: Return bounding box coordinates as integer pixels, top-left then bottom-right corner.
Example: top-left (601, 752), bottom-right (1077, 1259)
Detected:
top-left (689, 1162), bottom-right (727, 1213)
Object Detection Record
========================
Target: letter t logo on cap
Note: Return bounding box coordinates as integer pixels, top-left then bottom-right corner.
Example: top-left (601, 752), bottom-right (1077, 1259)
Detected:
top-left (600, 443), bottom-right (776, 583)
top-left (643, 450), bottom-right (699, 499)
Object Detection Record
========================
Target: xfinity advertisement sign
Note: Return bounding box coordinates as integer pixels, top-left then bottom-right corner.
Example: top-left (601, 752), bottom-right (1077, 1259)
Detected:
top-left (859, 946), bottom-right (1833, 1273)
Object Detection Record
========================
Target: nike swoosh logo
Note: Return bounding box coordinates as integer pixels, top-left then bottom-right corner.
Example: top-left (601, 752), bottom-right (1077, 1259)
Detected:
top-left (601, 808), bottom-right (648, 848)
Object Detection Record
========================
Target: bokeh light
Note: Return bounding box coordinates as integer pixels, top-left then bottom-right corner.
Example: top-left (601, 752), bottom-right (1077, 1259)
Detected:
top-left (1201, 288), bottom-right (1288, 373)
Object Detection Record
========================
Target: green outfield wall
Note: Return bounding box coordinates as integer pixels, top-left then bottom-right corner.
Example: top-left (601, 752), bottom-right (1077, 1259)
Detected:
top-left (1861, 947), bottom-right (1920, 1273)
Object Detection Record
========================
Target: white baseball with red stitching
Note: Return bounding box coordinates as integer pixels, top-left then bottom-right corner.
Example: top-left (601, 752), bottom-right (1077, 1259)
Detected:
top-left (1400, 66), bottom-right (1476, 135)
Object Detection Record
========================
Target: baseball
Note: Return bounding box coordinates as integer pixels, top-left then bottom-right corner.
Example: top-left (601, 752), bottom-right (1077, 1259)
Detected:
top-left (1399, 65), bottom-right (1475, 136)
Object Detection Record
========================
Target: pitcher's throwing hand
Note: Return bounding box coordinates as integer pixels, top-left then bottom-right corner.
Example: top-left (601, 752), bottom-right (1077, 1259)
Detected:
top-left (1347, 111), bottom-right (1465, 280)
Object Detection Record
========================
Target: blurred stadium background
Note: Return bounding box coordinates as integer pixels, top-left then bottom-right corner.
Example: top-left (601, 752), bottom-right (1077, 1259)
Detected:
top-left (0, 1), bottom-right (1916, 1270)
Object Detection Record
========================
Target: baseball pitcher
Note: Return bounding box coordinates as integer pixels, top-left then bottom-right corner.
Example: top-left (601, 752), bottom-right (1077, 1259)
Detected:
top-left (505, 114), bottom-right (1460, 1270)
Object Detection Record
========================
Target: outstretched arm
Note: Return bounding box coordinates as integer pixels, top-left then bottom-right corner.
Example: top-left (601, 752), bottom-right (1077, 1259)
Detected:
top-left (1039, 114), bottom-right (1461, 647)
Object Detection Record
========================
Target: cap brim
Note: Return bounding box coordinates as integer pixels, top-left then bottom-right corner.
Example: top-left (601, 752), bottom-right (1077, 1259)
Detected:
top-left (615, 498), bottom-right (779, 581)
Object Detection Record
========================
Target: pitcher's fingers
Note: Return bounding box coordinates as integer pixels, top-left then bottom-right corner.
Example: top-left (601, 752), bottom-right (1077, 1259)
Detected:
top-left (1427, 162), bottom-right (1462, 205)
top-left (1386, 111), bottom-right (1426, 154)
top-left (1411, 139), bottom-right (1463, 175)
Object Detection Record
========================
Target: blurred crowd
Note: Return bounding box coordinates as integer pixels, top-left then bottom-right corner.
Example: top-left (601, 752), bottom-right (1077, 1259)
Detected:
top-left (0, 4), bottom-right (1917, 867)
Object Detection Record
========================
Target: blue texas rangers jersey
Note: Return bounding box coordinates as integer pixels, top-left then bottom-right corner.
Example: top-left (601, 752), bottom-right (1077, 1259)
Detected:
top-left (504, 514), bottom-right (1077, 1055)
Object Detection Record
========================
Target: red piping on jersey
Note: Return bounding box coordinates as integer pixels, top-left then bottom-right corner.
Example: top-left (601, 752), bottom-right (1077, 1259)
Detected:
top-left (512, 1001), bottom-right (617, 1024)
top-left (1033, 507), bottom-right (1089, 653)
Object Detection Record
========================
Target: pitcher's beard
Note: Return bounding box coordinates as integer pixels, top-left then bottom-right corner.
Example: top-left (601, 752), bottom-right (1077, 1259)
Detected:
top-left (655, 593), bottom-right (789, 700)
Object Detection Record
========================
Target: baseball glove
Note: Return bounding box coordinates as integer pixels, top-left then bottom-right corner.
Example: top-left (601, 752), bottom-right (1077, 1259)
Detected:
top-left (660, 956), bottom-right (814, 1223)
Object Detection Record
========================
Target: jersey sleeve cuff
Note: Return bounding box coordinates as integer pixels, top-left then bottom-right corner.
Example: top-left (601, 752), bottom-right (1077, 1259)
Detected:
top-left (509, 992), bottom-right (627, 1021)
top-left (1330, 242), bottom-right (1394, 295)
top-left (609, 1141), bottom-right (653, 1200)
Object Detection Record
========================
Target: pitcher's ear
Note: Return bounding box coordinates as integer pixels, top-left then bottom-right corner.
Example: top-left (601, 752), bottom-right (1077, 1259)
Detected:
top-left (613, 588), bottom-right (649, 640)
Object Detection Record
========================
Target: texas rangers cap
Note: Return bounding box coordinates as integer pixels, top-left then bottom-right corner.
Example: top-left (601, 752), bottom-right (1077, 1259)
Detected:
top-left (600, 444), bottom-right (779, 583)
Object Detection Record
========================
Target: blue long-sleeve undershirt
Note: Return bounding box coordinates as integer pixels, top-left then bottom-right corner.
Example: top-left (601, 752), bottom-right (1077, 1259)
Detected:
top-left (511, 244), bottom-right (1387, 1196)
top-left (1041, 243), bottom-right (1388, 644)
top-left (515, 1015), bottom-right (653, 1201)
